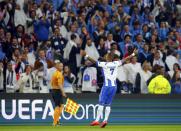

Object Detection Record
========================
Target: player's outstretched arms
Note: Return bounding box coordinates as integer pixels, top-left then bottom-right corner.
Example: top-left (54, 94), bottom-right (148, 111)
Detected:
top-left (80, 50), bottom-right (97, 64)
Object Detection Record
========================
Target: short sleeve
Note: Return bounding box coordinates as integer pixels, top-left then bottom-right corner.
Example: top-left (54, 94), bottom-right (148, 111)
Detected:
top-left (114, 60), bottom-right (122, 66)
top-left (57, 73), bottom-right (63, 86)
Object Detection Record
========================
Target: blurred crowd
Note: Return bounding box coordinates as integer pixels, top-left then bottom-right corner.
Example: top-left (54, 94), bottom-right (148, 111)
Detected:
top-left (0, 0), bottom-right (181, 94)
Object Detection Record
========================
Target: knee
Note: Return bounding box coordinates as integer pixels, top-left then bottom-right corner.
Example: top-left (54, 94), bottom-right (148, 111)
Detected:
top-left (98, 105), bottom-right (104, 111)
top-left (105, 106), bottom-right (111, 111)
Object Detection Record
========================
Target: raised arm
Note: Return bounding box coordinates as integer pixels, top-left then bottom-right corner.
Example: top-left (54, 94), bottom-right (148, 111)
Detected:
top-left (80, 50), bottom-right (97, 64)
top-left (121, 49), bottom-right (138, 63)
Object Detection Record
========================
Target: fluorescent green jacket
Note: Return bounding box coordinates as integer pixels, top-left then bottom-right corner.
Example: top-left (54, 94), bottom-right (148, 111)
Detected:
top-left (148, 75), bottom-right (171, 94)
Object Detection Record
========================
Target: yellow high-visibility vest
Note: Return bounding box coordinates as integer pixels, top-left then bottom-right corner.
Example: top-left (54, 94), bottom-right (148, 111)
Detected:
top-left (148, 75), bottom-right (171, 94)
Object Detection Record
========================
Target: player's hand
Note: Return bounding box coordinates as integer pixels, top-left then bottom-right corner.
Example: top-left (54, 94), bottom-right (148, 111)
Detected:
top-left (63, 92), bottom-right (67, 98)
top-left (80, 50), bottom-right (86, 56)
top-left (133, 48), bottom-right (138, 54)
top-left (130, 48), bottom-right (138, 57)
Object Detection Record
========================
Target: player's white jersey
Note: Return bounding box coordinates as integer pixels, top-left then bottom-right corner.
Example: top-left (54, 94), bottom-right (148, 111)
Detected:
top-left (97, 61), bottom-right (122, 87)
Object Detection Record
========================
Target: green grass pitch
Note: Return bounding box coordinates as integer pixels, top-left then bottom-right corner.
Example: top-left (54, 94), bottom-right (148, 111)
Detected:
top-left (0, 125), bottom-right (181, 131)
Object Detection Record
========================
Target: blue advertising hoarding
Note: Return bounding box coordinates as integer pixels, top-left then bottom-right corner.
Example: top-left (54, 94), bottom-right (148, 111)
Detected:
top-left (0, 94), bottom-right (181, 125)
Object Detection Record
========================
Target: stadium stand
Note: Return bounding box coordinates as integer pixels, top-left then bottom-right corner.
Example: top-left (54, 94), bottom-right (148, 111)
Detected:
top-left (0, 0), bottom-right (180, 94)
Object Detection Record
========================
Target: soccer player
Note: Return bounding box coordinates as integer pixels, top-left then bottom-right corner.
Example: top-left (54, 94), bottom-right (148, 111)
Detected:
top-left (81, 50), bottom-right (136, 128)
top-left (51, 60), bottom-right (67, 126)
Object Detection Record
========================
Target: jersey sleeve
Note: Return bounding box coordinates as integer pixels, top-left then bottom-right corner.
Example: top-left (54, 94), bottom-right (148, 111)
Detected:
top-left (57, 73), bottom-right (64, 87)
top-left (96, 61), bottom-right (106, 68)
top-left (115, 60), bottom-right (122, 66)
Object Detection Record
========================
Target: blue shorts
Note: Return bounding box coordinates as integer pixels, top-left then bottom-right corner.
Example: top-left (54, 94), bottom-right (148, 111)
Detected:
top-left (99, 86), bottom-right (117, 106)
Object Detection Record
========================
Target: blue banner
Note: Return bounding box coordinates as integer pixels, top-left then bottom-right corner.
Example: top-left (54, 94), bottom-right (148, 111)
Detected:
top-left (0, 94), bottom-right (181, 125)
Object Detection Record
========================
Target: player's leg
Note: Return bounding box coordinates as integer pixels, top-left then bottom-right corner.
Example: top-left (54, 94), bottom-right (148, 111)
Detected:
top-left (53, 106), bottom-right (60, 126)
top-left (95, 105), bottom-right (104, 122)
top-left (90, 86), bottom-right (107, 126)
top-left (52, 90), bottom-right (61, 126)
top-left (90, 105), bottom-right (103, 126)
top-left (100, 86), bottom-right (117, 128)
top-left (56, 90), bottom-right (64, 125)
top-left (104, 106), bottom-right (111, 122)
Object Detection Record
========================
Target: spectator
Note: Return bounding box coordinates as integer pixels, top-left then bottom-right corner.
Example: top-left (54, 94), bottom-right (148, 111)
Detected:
top-left (148, 65), bottom-right (171, 94)
top-left (155, 10), bottom-right (168, 26)
top-left (119, 34), bottom-right (133, 56)
top-left (97, 37), bottom-right (107, 58)
top-left (0, 27), bottom-right (5, 43)
top-left (149, 34), bottom-right (159, 47)
top-left (140, 61), bottom-right (152, 94)
top-left (142, 24), bottom-right (151, 42)
top-left (5, 61), bottom-right (17, 93)
top-left (175, 19), bottom-right (181, 34)
top-left (165, 50), bottom-right (180, 71)
top-left (66, 24), bottom-right (81, 44)
top-left (132, 21), bottom-right (142, 41)
top-left (115, 55), bottom-right (128, 93)
top-left (0, 3), bottom-right (6, 26)
top-left (104, 33), bottom-right (115, 51)
top-left (164, 0), bottom-right (177, 19)
top-left (14, 52), bottom-right (28, 80)
top-left (63, 65), bottom-right (76, 93)
top-left (122, 0), bottom-right (131, 15)
top-left (175, 31), bottom-right (181, 49)
top-left (35, 2), bottom-right (44, 18)
top-left (0, 43), bottom-right (5, 61)
top-left (27, 10), bottom-right (36, 34)
top-left (117, 3), bottom-right (129, 23)
top-left (151, 50), bottom-right (165, 67)
top-left (54, 19), bottom-right (67, 39)
top-left (171, 70), bottom-right (181, 94)
top-left (63, 34), bottom-right (81, 76)
top-left (93, 19), bottom-right (107, 42)
top-left (34, 49), bottom-right (53, 91)
top-left (168, 63), bottom-right (181, 79)
top-left (82, 60), bottom-right (98, 93)
top-left (141, 6), bottom-right (151, 23)
top-left (24, 45), bottom-right (36, 67)
top-left (138, 44), bottom-right (152, 64)
top-left (51, 27), bottom-right (67, 61)
top-left (124, 56), bottom-right (142, 93)
top-left (133, 34), bottom-right (144, 51)
top-left (158, 21), bottom-right (169, 41)
top-left (3, 31), bottom-right (13, 60)
top-left (14, 4), bottom-right (32, 30)
top-left (110, 42), bottom-right (121, 58)
top-left (11, 37), bottom-right (21, 51)
top-left (0, 61), bottom-right (3, 91)
top-left (112, 26), bottom-right (122, 42)
top-left (130, 6), bottom-right (141, 25)
top-left (34, 61), bottom-right (49, 93)
top-left (44, 40), bottom-right (54, 61)
top-left (85, 36), bottom-right (100, 61)
top-left (121, 24), bottom-right (132, 41)
top-left (34, 15), bottom-right (50, 42)
top-left (17, 65), bottom-right (36, 93)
